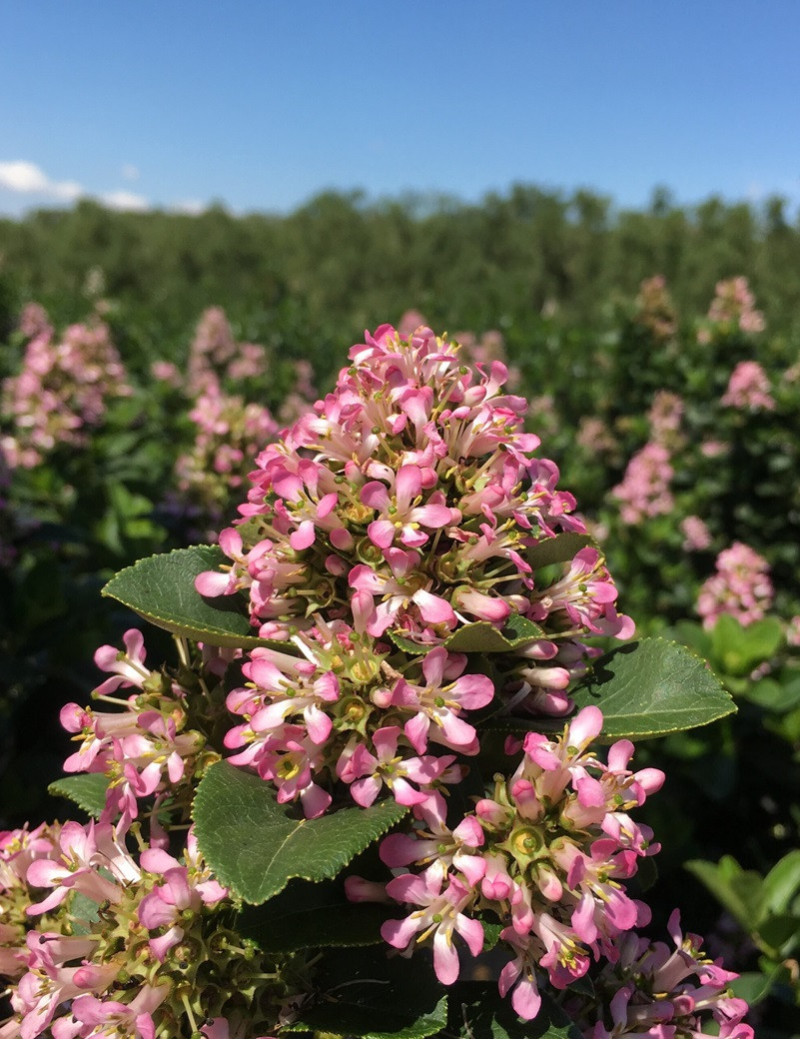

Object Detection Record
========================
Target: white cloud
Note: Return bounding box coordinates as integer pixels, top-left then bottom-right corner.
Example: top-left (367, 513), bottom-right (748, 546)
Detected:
top-left (121, 163), bottom-right (140, 182)
top-left (99, 190), bottom-right (150, 212)
top-left (171, 198), bottom-right (207, 215)
top-left (0, 160), bottom-right (82, 201)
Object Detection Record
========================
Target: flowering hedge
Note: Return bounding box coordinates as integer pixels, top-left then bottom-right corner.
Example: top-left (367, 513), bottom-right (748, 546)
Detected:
top-left (0, 325), bottom-right (754, 1038)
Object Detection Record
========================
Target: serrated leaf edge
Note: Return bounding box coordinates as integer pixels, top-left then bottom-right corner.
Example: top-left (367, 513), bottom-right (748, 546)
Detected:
top-left (192, 767), bottom-right (408, 905)
top-left (48, 776), bottom-right (109, 819)
top-left (101, 545), bottom-right (290, 651)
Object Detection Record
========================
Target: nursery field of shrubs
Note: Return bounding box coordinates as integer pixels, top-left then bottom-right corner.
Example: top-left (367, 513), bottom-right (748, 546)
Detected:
top-left (1, 187), bottom-right (799, 1037)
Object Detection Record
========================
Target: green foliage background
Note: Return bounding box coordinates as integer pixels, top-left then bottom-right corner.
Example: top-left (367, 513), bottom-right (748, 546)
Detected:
top-left (2, 183), bottom-right (800, 1034)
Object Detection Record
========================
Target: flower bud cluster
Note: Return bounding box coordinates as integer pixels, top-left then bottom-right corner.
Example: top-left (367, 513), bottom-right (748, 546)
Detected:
top-left (186, 307), bottom-right (267, 394)
top-left (566, 910), bottom-right (753, 1038)
top-left (612, 442), bottom-right (674, 525)
top-left (721, 360), bottom-right (775, 412)
top-left (1, 309), bottom-right (131, 468)
top-left (0, 821), bottom-right (300, 1039)
top-left (348, 706), bottom-right (664, 1020)
top-left (696, 542), bottom-right (774, 630)
top-left (175, 384), bottom-right (280, 530)
top-left (633, 276), bottom-right (678, 343)
top-left (697, 276), bottom-right (765, 344)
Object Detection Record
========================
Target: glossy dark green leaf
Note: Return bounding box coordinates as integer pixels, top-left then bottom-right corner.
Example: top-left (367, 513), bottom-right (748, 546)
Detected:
top-left (572, 638), bottom-right (735, 739)
top-left (102, 545), bottom-right (292, 650)
top-left (192, 761), bottom-right (408, 904)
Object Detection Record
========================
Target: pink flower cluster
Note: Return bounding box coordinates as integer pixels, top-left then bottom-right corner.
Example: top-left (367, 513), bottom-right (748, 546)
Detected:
top-left (348, 706), bottom-right (664, 1020)
top-left (721, 360), bottom-right (775, 412)
top-left (0, 627), bottom-right (307, 1039)
top-left (186, 307), bottom-right (267, 393)
top-left (612, 442), bottom-right (674, 525)
top-left (634, 275), bottom-right (678, 342)
top-left (1, 310), bottom-right (131, 467)
top-left (698, 276), bottom-right (765, 344)
top-left (569, 910), bottom-right (753, 1038)
top-left (174, 384), bottom-right (280, 529)
top-left (201, 324), bottom-right (631, 647)
top-left (576, 416), bottom-right (617, 456)
top-left (398, 311), bottom-right (520, 389)
top-left (0, 820), bottom-right (239, 1039)
top-left (696, 542), bottom-right (774, 630)
top-left (680, 515), bottom-right (712, 553)
top-left (196, 325), bottom-right (634, 820)
top-left (647, 390), bottom-right (684, 447)
top-left (59, 628), bottom-right (208, 838)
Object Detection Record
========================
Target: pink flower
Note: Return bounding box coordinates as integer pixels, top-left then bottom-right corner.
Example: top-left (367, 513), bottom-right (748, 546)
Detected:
top-left (612, 442), bottom-right (674, 525)
top-left (699, 276), bottom-right (765, 343)
top-left (680, 514), bottom-right (712, 552)
top-left (381, 860), bottom-right (484, 985)
top-left (721, 360), bottom-right (775, 411)
top-left (374, 647), bottom-right (494, 755)
top-left (696, 542), bottom-right (773, 629)
top-left (138, 830), bottom-right (227, 961)
top-left (336, 726), bottom-right (455, 808)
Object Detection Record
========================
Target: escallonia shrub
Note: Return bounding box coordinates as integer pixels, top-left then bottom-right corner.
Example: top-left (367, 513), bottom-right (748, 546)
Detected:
top-left (1, 325), bottom-right (752, 1038)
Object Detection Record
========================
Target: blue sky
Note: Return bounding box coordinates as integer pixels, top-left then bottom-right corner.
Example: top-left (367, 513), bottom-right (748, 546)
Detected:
top-left (1, 1), bottom-right (798, 218)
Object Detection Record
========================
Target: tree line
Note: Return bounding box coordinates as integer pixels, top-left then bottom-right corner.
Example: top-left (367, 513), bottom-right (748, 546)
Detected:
top-left (1, 184), bottom-right (799, 385)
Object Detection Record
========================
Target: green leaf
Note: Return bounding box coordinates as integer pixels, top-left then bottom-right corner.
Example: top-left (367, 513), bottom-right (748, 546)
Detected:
top-left (525, 532), bottom-right (593, 570)
top-left (102, 545), bottom-right (291, 650)
top-left (710, 614), bottom-right (783, 677)
top-left (670, 619), bottom-right (712, 660)
top-left (730, 969), bottom-right (781, 1007)
top-left (192, 761), bottom-right (408, 904)
top-left (288, 945), bottom-right (447, 1038)
top-left (686, 856), bottom-right (765, 932)
top-left (744, 676), bottom-right (800, 714)
top-left (388, 630), bottom-right (428, 655)
top-left (67, 891), bottom-right (101, 935)
top-left (756, 914), bottom-right (800, 956)
top-left (762, 850), bottom-right (800, 915)
top-left (48, 774), bottom-right (109, 818)
top-left (572, 638), bottom-right (736, 739)
top-left (444, 614), bottom-right (544, 653)
top-left (236, 877), bottom-right (390, 952)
